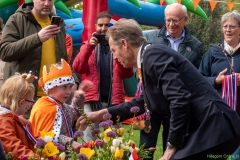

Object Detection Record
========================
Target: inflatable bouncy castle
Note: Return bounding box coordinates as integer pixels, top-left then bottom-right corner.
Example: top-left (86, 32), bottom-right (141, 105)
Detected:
top-left (0, 0), bottom-right (208, 97)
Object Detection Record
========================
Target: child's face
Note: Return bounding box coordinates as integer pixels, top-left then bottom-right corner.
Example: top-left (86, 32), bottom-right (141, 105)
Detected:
top-left (48, 84), bottom-right (73, 103)
top-left (16, 89), bottom-right (35, 115)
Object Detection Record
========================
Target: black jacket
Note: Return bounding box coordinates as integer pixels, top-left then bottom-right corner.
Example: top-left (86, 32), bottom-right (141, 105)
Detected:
top-left (108, 43), bottom-right (240, 159)
top-left (145, 26), bottom-right (203, 68)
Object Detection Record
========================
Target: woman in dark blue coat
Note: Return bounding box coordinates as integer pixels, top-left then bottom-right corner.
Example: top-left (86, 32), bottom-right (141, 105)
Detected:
top-left (199, 10), bottom-right (240, 160)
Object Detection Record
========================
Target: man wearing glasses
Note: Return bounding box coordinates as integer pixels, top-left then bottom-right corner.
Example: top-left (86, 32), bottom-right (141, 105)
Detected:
top-left (142, 3), bottom-right (203, 159)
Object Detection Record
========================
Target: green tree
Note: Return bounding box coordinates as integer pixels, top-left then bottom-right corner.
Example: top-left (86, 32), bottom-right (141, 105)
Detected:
top-left (187, 1), bottom-right (227, 53)
top-left (70, 2), bottom-right (83, 10)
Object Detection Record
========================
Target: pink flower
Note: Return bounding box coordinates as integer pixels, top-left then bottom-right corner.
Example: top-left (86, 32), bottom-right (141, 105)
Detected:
top-left (149, 147), bottom-right (156, 152)
top-left (20, 155), bottom-right (29, 160)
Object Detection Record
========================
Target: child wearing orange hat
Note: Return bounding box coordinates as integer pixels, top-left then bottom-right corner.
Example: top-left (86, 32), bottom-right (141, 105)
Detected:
top-left (29, 59), bottom-right (92, 151)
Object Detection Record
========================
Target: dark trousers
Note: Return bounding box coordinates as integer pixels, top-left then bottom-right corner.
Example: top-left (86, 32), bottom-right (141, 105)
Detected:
top-left (140, 112), bottom-right (170, 160)
top-left (0, 140), bottom-right (6, 160)
top-left (173, 135), bottom-right (240, 160)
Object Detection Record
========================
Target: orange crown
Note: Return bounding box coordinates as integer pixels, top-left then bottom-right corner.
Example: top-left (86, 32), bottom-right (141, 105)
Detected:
top-left (38, 59), bottom-right (72, 87)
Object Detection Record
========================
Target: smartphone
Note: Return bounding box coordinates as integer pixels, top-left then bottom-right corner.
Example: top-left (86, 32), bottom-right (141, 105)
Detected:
top-left (93, 34), bottom-right (106, 43)
top-left (51, 16), bottom-right (62, 26)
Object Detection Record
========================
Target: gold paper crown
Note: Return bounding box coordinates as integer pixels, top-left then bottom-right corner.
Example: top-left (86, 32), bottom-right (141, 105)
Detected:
top-left (38, 59), bottom-right (72, 87)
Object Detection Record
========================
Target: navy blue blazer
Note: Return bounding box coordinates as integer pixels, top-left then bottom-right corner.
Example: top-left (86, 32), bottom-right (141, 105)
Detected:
top-left (108, 43), bottom-right (240, 159)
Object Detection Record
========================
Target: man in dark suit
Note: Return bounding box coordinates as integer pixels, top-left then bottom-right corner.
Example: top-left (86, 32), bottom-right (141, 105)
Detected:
top-left (142, 4), bottom-right (203, 159)
top-left (77, 19), bottom-right (240, 160)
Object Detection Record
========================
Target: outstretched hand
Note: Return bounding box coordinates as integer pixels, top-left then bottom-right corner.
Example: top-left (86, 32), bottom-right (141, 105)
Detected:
top-left (159, 148), bottom-right (177, 160)
top-left (76, 109), bottom-right (108, 130)
top-left (74, 80), bottom-right (93, 96)
top-left (79, 80), bottom-right (94, 92)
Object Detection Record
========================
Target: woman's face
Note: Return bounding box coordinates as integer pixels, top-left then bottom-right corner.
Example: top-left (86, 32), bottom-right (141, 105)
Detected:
top-left (222, 18), bottom-right (240, 47)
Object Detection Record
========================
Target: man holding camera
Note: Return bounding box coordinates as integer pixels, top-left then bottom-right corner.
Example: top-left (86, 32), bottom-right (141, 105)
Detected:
top-left (0, 0), bottom-right (67, 99)
top-left (72, 12), bottom-right (133, 142)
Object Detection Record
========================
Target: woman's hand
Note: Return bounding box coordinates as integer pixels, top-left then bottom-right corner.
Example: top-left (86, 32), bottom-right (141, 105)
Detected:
top-left (215, 68), bottom-right (227, 85)
top-left (71, 141), bottom-right (81, 152)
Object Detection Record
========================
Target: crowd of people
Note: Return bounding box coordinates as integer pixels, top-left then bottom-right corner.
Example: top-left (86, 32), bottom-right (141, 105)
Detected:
top-left (0, 0), bottom-right (240, 160)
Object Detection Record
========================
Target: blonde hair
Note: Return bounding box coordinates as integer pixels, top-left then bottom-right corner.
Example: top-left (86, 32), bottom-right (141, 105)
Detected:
top-left (0, 74), bottom-right (35, 113)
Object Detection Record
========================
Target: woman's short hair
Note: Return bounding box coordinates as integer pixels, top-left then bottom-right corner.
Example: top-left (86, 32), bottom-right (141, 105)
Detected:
top-left (221, 10), bottom-right (240, 26)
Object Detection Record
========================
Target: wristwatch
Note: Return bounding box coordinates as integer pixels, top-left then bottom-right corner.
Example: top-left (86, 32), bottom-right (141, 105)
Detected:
top-left (166, 142), bottom-right (176, 149)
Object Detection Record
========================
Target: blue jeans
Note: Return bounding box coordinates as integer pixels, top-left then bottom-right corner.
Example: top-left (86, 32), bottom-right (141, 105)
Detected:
top-left (231, 146), bottom-right (240, 160)
top-left (140, 112), bottom-right (170, 160)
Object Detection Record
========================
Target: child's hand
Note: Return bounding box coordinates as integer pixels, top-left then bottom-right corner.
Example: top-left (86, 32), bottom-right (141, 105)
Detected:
top-left (72, 141), bottom-right (82, 152)
top-left (79, 80), bottom-right (93, 93)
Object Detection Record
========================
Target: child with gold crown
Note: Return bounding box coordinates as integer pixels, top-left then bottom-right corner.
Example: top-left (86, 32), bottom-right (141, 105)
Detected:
top-left (29, 59), bottom-right (93, 151)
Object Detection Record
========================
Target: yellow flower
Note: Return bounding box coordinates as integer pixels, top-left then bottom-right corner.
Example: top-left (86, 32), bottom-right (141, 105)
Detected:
top-left (80, 148), bottom-right (95, 159)
top-left (40, 131), bottom-right (55, 138)
top-left (114, 148), bottom-right (124, 159)
top-left (44, 142), bottom-right (59, 157)
top-left (116, 128), bottom-right (124, 136)
top-left (103, 128), bottom-right (112, 142)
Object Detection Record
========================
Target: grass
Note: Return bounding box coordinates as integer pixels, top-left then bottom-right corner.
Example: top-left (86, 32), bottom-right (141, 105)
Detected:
top-left (122, 124), bottom-right (163, 160)
top-left (122, 124), bottom-right (232, 160)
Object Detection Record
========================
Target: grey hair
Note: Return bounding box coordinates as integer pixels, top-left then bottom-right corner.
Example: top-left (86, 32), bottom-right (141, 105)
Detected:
top-left (106, 19), bottom-right (146, 47)
top-left (165, 3), bottom-right (188, 17)
top-left (221, 10), bottom-right (240, 26)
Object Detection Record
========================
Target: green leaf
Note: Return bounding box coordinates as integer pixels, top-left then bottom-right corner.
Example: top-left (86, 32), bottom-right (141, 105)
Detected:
top-left (0, 0), bottom-right (18, 9)
top-left (127, 0), bottom-right (141, 8)
top-left (146, 0), bottom-right (160, 4)
top-left (55, 1), bottom-right (72, 18)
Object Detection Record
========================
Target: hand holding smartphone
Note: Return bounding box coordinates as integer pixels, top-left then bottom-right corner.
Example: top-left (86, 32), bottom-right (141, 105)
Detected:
top-left (51, 16), bottom-right (62, 26)
top-left (93, 34), bottom-right (106, 43)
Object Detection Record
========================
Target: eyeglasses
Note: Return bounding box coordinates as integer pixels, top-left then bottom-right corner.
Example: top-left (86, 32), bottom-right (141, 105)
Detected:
top-left (222, 25), bottom-right (239, 30)
top-left (24, 99), bottom-right (35, 106)
top-left (165, 17), bottom-right (184, 24)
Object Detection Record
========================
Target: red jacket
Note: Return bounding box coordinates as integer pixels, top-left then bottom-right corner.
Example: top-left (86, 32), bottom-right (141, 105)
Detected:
top-left (73, 41), bottom-right (133, 105)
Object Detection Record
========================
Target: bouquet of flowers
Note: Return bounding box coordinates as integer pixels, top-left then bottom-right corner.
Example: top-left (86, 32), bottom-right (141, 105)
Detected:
top-left (6, 131), bottom-right (66, 160)
top-left (6, 106), bottom-right (154, 160)
top-left (71, 106), bottom-right (153, 160)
